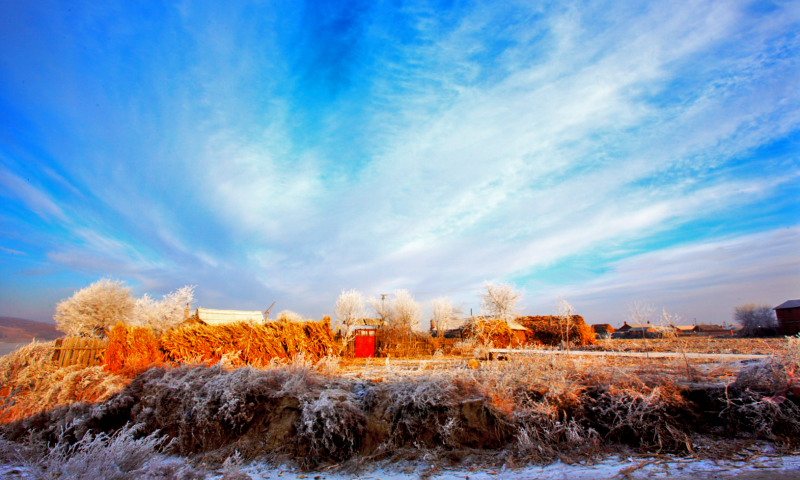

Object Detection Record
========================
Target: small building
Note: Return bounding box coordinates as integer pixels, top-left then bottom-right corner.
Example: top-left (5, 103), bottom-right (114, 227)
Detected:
top-left (775, 300), bottom-right (800, 336)
top-left (673, 325), bottom-right (696, 336)
top-left (613, 322), bottom-right (674, 339)
top-left (692, 324), bottom-right (735, 337)
top-left (353, 327), bottom-right (378, 358)
top-left (194, 308), bottom-right (264, 326)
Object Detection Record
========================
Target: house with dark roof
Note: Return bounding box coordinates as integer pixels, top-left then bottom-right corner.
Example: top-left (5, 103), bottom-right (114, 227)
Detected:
top-left (775, 300), bottom-right (800, 336)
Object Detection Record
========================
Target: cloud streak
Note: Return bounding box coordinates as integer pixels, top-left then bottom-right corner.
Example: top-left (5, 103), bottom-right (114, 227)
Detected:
top-left (0, 0), bottom-right (797, 323)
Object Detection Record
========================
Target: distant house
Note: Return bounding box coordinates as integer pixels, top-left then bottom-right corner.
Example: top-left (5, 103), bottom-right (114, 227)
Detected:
top-left (692, 324), bottom-right (735, 337)
top-left (613, 322), bottom-right (674, 339)
top-left (672, 325), bottom-right (696, 336)
top-left (775, 300), bottom-right (800, 336)
top-left (194, 308), bottom-right (264, 326)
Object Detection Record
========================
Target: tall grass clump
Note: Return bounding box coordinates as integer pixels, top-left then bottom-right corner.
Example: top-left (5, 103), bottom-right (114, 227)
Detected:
top-left (105, 323), bottom-right (164, 376)
top-left (1, 423), bottom-right (205, 480)
top-left (161, 318), bottom-right (336, 366)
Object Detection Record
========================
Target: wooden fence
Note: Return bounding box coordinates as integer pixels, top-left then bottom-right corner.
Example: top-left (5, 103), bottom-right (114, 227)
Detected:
top-left (51, 337), bottom-right (108, 368)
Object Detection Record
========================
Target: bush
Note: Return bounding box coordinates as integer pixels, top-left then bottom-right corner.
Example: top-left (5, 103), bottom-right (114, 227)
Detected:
top-left (130, 286), bottom-right (195, 335)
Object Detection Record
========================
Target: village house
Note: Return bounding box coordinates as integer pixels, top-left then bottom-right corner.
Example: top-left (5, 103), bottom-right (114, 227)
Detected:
top-left (692, 324), bottom-right (736, 337)
top-left (613, 322), bottom-right (675, 339)
top-left (775, 299), bottom-right (800, 335)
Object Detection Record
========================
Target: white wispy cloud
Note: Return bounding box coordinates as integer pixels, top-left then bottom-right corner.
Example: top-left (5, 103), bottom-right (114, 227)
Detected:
top-left (2, 0), bottom-right (797, 322)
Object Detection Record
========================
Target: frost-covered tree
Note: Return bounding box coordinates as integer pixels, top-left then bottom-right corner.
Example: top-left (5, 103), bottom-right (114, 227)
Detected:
top-left (431, 297), bottom-right (459, 335)
top-left (735, 303), bottom-right (777, 336)
top-left (55, 279), bottom-right (136, 337)
top-left (130, 285), bottom-right (195, 335)
top-left (481, 282), bottom-right (522, 320)
top-left (368, 295), bottom-right (393, 324)
top-left (558, 298), bottom-right (574, 347)
top-left (389, 289), bottom-right (421, 331)
top-left (335, 289), bottom-right (365, 338)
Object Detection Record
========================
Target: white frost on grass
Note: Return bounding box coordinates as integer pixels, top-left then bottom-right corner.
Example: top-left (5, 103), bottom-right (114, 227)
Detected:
top-left (3, 452), bottom-right (800, 479)
top-left (200, 453), bottom-right (800, 480)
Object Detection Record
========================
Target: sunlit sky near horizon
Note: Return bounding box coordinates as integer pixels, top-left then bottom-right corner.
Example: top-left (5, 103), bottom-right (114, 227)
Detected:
top-left (1, 0), bottom-right (798, 327)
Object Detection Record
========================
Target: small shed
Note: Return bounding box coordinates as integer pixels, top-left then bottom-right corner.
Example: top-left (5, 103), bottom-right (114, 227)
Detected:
top-left (775, 300), bottom-right (800, 336)
top-left (353, 327), bottom-right (378, 358)
top-left (194, 308), bottom-right (264, 326)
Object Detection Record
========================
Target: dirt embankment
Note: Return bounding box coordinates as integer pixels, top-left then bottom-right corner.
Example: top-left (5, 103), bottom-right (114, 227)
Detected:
top-left (2, 356), bottom-right (799, 469)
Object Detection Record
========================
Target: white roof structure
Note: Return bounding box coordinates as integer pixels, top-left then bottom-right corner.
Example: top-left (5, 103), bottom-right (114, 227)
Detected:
top-left (195, 308), bottom-right (264, 326)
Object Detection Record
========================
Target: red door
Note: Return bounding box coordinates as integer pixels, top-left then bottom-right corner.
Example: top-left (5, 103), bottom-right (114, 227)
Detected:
top-left (354, 329), bottom-right (377, 357)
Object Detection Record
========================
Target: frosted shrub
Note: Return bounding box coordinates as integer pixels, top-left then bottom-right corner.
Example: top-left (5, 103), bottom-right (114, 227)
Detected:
top-left (55, 279), bottom-right (135, 337)
top-left (365, 376), bottom-right (471, 447)
top-left (131, 286), bottom-right (195, 335)
top-left (587, 382), bottom-right (694, 452)
top-left (299, 389), bottom-right (366, 463)
top-left (513, 404), bottom-right (599, 463)
top-left (23, 423), bottom-right (204, 480)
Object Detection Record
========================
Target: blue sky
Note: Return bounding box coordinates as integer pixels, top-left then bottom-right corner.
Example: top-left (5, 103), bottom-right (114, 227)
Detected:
top-left (1, 0), bottom-right (798, 326)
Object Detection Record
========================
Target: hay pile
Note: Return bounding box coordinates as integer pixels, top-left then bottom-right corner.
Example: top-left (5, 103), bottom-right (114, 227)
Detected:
top-left (516, 315), bottom-right (596, 346)
top-left (463, 318), bottom-right (517, 347)
top-left (161, 317), bottom-right (336, 366)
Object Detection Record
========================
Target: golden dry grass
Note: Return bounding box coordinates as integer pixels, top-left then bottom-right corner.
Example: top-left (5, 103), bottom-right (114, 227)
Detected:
top-left (161, 317), bottom-right (337, 366)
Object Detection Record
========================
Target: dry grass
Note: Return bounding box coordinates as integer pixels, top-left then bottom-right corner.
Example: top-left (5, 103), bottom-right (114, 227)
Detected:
top-left (105, 323), bottom-right (164, 376)
top-left (595, 337), bottom-right (790, 355)
top-left (0, 341), bottom-right (127, 423)
top-left (516, 315), bottom-right (596, 346)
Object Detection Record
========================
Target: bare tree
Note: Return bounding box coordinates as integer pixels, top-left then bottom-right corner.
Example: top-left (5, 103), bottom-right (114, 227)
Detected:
top-left (389, 289), bottom-right (422, 331)
top-left (130, 285), bottom-right (195, 335)
top-left (628, 301), bottom-right (655, 325)
top-left (481, 282), bottom-right (522, 320)
top-left (431, 297), bottom-right (460, 336)
top-left (735, 303), bottom-right (777, 337)
top-left (334, 289), bottom-right (366, 338)
top-left (54, 279), bottom-right (136, 337)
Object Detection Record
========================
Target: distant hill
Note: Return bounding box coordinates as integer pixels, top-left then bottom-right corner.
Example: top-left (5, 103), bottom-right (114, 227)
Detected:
top-left (0, 317), bottom-right (61, 342)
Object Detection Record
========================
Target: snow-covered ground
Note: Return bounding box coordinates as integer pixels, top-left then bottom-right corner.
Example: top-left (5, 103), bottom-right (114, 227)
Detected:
top-left (208, 455), bottom-right (800, 480)
top-left (3, 453), bottom-right (800, 479)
